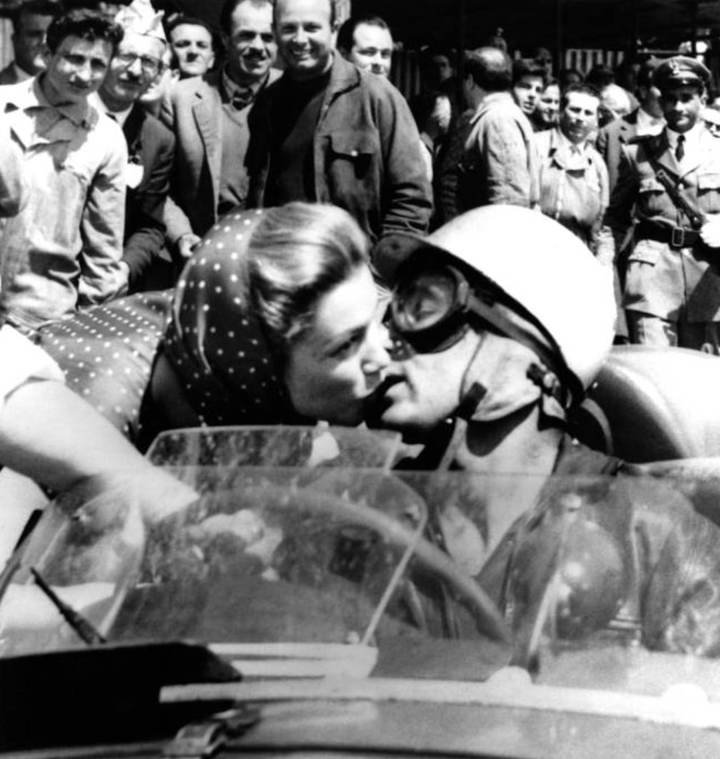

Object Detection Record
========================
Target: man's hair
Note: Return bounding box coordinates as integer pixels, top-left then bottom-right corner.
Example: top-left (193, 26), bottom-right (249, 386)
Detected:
top-left (585, 63), bottom-right (614, 89)
top-left (45, 9), bottom-right (123, 54)
top-left (560, 82), bottom-right (600, 109)
top-left (636, 57), bottom-right (660, 90)
top-left (166, 13), bottom-right (215, 40)
top-left (273, 0), bottom-right (336, 29)
top-left (10, 0), bottom-right (61, 33)
top-left (558, 67), bottom-right (583, 89)
top-left (337, 13), bottom-right (390, 54)
top-left (465, 47), bottom-right (512, 92)
top-left (512, 57), bottom-right (546, 86)
top-left (218, 0), bottom-right (272, 37)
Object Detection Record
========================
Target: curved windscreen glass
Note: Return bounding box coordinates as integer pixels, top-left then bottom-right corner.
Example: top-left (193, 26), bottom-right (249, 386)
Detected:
top-left (4, 426), bottom-right (720, 706)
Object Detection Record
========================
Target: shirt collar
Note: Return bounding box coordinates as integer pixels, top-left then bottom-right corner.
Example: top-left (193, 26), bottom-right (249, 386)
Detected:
top-left (221, 67), bottom-right (264, 104)
top-left (666, 122), bottom-right (703, 152)
top-left (18, 74), bottom-right (96, 128)
top-left (557, 128), bottom-right (589, 155)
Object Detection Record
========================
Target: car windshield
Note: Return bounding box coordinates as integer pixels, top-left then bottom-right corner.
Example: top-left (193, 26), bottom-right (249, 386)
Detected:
top-left (4, 426), bottom-right (720, 720)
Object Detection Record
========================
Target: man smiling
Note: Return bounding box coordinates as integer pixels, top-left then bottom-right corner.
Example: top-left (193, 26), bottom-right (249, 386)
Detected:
top-left (246, 0), bottom-right (432, 262)
top-left (0, 10), bottom-right (128, 331)
top-left (97, 0), bottom-right (176, 291)
top-left (161, 0), bottom-right (279, 258)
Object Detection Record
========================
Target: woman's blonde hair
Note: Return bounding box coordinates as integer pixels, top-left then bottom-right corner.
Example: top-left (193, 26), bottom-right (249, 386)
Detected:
top-left (248, 202), bottom-right (371, 350)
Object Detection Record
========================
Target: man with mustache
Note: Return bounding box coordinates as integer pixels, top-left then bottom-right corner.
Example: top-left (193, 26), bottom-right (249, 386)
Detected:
top-left (246, 0), bottom-right (432, 262)
top-left (96, 0), bottom-right (176, 291)
top-left (0, 9), bottom-right (128, 332)
top-left (161, 0), bottom-right (280, 260)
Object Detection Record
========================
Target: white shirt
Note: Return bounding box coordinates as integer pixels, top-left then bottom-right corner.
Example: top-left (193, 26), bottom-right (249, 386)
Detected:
top-left (557, 129), bottom-right (591, 170)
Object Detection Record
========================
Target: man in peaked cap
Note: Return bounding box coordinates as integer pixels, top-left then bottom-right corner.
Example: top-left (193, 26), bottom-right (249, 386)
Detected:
top-left (97, 0), bottom-right (177, 291)
top-left (598, 55), bottom-right (720, 353)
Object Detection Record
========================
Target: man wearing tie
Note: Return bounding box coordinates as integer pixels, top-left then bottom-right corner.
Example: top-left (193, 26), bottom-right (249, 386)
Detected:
top-left (161, 0), bottom-right (279, 260)
top-left (599, 56), bottom-right (720, 353)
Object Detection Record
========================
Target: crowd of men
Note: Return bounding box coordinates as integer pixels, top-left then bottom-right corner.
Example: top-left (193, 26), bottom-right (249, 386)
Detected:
top-left (2, 0), bottom-right (720, 353)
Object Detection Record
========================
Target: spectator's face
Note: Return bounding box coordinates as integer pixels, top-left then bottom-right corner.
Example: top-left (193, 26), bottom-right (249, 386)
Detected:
top-left (101, 32), bottom-right (165, 110)
top-left (275, 0), bottom-right (335, 81)
top-left (42, 34), bottom-right (113, 105)
top-left (349, 22), bottom-right (392, 78)
top-left (226, 0), bottom-right (276, 83)
top-left (285, 265), bottom-right (391, 426)
top-left (13, 11), bottom-right (55, 75)
top-left (661, 84), bottom-right (705, 134)
top-left (169, 23), bottom-right (214, 77)
top-left (376, 323), bottom-right (484, 438)
top-left (513, 75), bottom-right (543, 115)
top-left (537, 83), bottom-right (560, 125)
top-left (432, 54), bottom-right (453, 83)
top-left (560, 91), bottom-right (599, 143)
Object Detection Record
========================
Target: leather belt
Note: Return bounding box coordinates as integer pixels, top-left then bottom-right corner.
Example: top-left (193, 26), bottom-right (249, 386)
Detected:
top-left (635, 221), bottom-right (701, 249)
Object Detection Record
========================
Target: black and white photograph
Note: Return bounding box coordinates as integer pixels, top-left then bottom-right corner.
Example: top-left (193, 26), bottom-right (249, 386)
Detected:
top-left (3, 0), bottom-right (720, 755)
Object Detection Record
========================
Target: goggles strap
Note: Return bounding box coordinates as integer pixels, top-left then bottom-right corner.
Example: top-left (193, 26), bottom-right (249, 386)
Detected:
top-left (467, 295), bottom-right (571, 406)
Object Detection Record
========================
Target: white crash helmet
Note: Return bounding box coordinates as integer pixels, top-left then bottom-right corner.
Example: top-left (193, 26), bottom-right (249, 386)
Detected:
top-left (391, 206), bottom-right (616, 406)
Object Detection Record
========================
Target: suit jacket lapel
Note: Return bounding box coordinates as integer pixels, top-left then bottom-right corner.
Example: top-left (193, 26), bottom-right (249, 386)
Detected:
top-left (191, 80), bottom-right (222, 204)
top-left (123, 104), bottom-right (145, 159)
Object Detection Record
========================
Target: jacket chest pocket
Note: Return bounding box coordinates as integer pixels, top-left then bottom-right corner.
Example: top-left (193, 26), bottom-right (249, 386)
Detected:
top-left (636, 176), bottom-right (668, 215)
top-left (325, 131), bottom-right (381, 209)
top-left (327, 131), bottom-right (379, 176)
top-left (696, 172), bottom-right (720, 214)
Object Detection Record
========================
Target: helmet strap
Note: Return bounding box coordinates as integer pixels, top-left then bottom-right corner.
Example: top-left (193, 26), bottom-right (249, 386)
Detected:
top-left (527, 362), bottom-right (568, 430)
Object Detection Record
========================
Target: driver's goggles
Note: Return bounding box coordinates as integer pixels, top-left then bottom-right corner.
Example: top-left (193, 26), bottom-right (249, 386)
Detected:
top-left (388, 265), bottom-right (490, 354)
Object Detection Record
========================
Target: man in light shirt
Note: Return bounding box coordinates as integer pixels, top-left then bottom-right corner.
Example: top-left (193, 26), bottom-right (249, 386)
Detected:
top-left (599, 56), bottom-right (720, 353)
top-left (0, 9), bottom-right (129, 331)
top-left (535, 84), bottom-right (609, 251)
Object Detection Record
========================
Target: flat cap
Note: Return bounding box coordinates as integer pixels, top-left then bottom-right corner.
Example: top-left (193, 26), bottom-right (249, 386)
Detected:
top-left (654, 55), bottom-right (711, 91)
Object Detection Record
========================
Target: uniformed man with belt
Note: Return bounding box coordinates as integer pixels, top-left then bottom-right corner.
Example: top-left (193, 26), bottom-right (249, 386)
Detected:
top-left (598, 56), bottom-right (720, 352)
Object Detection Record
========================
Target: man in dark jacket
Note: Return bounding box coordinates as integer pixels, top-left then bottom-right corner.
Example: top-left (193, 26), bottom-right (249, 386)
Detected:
top-left (98, 0), bottom-right (176, 292)
top-left (246, 0), bottom-right (432, 262)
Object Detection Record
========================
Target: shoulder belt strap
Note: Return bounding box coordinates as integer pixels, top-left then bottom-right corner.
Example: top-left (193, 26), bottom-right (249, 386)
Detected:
top-left (645, 145), bottom-right (706, 229)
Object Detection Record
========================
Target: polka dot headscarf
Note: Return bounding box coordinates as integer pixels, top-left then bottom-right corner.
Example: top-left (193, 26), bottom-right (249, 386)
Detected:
top-left (162, 208), bottom-right (301, 426)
